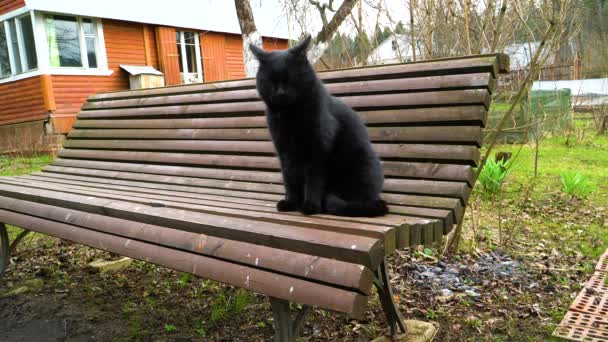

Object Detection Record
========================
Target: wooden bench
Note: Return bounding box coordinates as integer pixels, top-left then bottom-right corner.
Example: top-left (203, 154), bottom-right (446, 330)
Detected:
top-left (0, 54), bottom-right (508, 341)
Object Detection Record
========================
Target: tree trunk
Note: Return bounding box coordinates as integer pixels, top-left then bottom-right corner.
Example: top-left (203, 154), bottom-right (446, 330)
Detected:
top-left (463, 0), bottom-right (472, 55)
top-left (491, 0), bottom-right (508, 52)
top-left (356, 2), bottom-right (367, 66)
top-left (234, 0), bottom-right (263, 77)
top-left (409, 0), bottom-right (417, 61)
top-left (308, 0), bottom-right (359, 63)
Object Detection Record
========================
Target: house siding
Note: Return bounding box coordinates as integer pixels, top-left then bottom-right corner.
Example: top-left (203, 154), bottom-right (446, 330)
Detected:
top-left (200, 32), bottom-right (227, 82)
top-left (200, 33), bottom-right (288, 82)
top-left (50, 19), bottom-right (150, 133)
top-left (0, 0), bottom-right (24, 15)
top-left (0, 76), bottom-right (47, 126)
top-left (155, 26), bottom-right (181, 86)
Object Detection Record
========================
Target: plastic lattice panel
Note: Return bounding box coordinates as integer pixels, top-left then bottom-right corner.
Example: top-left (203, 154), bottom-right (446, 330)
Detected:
top-left (554, 324), bottom-right (608, 342)
top-left (561, 311), bottom-right (608, 332)
top-left (597, 249), bottom-right (608, 273)
top-left (570, 288), bottom-right (608, 317)
top-left (587, 272), bottom-right (608, 295)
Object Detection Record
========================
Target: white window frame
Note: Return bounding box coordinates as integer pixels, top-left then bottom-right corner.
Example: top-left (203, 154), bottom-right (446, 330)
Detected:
top-left (0, 12), bottom-right (40, 77)
top-left (177, 31), bottom-right (203, 84)
top-left (0, 9), bottom-right (111, 84)
top-left (44, 13), bottom-right (107, 72)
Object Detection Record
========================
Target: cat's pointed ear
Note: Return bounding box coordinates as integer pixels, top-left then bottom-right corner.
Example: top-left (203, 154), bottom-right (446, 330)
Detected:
top-left (249, 43), bottom-right (270, 61)
top-left (289, 34), bottom-right (312, 57)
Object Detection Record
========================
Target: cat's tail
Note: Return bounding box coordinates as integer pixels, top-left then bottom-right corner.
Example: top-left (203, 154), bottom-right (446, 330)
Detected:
top-left (324, 194), bottom-right (389, 217)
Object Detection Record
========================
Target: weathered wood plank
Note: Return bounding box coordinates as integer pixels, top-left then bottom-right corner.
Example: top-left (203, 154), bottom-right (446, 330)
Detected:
top-left (87, 55), bottom-right (502, 101)
top-left (51, 158), bottom-right (475, 186)
top-left (43, 165), bottom-right (470, 201)
top-left (82, 73), bottom-right (493, 110)
top-left (59, 145), bottom-right (480, 167)
top-left (66, 126), bottom-right (481, 146)
top-left (73, 106), bottom-right (488, 129)
top-left (77, 90), bottom-right (490, 119)
top-left (10, 176), bottom-right (397, 251)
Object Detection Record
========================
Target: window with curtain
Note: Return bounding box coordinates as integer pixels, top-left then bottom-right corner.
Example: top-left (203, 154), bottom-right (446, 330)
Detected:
top-left (176, 31), bottom-right (203, 84)
top-left (0, 14), bottom-right (38, 77)
top-left (46, 15), bottom-right (98, 68)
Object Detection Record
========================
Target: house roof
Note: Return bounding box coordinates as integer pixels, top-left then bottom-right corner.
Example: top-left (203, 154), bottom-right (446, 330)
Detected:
top-left (25, 0), bottom-right (290, 39)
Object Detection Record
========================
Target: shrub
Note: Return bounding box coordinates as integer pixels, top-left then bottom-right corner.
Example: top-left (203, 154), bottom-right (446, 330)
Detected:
top-left (477, 157), bottom-right (512, 198)
top-left (560, 172), bottom-right (595, 199)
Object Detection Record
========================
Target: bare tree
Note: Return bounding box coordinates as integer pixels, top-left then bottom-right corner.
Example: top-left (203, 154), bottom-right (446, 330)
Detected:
top-left (235, 0), bottom-right (358, 76)
top-left (294, 0), bottom-right (360, 63)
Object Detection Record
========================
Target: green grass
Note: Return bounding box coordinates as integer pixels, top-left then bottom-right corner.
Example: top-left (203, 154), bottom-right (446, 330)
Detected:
top-left (486, 134), bottom-right (608, 204)
top-left (0, 154), bottom-right (53, 176)
top-left (466, 128), bottom-right (608, 268)
top-left (489, 102), bottom-right (521, 112)
top-left (0, 154), bottom-right (54, 244)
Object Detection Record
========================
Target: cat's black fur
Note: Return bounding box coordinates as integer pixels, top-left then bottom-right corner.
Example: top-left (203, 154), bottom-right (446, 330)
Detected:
top-left (250, 35), bottom-right (388, 217)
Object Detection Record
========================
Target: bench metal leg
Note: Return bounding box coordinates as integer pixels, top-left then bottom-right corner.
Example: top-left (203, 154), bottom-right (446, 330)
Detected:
top-left (0, 223), bottom-right (9, 279)
top-left (269, 297), bottom-right (310, 342)
top-left (0, 224), bottom-right (31, 279)
top-left (373, 258), bottom-right (407, 338)
top-left (9, 228), bottom-right (30, 255)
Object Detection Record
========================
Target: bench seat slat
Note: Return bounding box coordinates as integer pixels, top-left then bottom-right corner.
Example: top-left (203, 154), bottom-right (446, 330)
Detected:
top-left (82, 73), bottom-right (493, 110)
top-left (27, 172), bottom-right (414, 228)
top-left (18, 173), bottom-right (452, 241)
top-left (0, 182), bottom-right (386, 268)
top-left (13, 175), bottom-right (445, 247)
top-left (0, 195), bottom-right (374, 294)
top-left (10, 176), bottom-right (397, 250)
top-left (77, 90), bottom-right (490, 119)
top-left (12, 175), bottom-right (440, 248)
top-left (43, 165), bottom-right (470, 201)
top-left (36, 167), bottom-right (463, 216)
top-left (52, 158), bottom-right (476, 186)
top-left (74, 106), bottom-right (488, 129)
top-left (0, 207), bottom-right (368, 317)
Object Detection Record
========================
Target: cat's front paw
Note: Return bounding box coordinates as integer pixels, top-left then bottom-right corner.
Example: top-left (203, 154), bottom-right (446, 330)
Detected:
top-left (277, 199), bottom-right (298, 212)
top-left (300, 201), bottom-right (322, 215)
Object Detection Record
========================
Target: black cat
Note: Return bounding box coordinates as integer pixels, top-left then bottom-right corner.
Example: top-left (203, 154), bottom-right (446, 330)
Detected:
top-left (250, 35), bottom-right (388, 217)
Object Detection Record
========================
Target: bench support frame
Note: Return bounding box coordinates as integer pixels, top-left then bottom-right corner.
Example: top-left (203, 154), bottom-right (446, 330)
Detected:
top-left (0, 223), bottom-right (9, 278)
top-left (374, 258), bottom-right (407, 337)
top-left (269, 258), bottom-right (406, 341)
top-left (269, 297), bottom-right (310, 342)
top-left (0, 223), bottom-right (31, 279)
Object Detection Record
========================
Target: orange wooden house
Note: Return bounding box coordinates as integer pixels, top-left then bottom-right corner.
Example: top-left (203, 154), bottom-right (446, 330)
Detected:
top-left (0, 0), bottom-right (289, 135)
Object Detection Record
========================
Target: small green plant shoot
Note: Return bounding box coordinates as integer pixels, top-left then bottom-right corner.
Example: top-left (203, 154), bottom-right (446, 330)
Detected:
top-left (560, 172), bottom-right (595, 199)
top-left (477, 157), bottom-right (512, 198)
